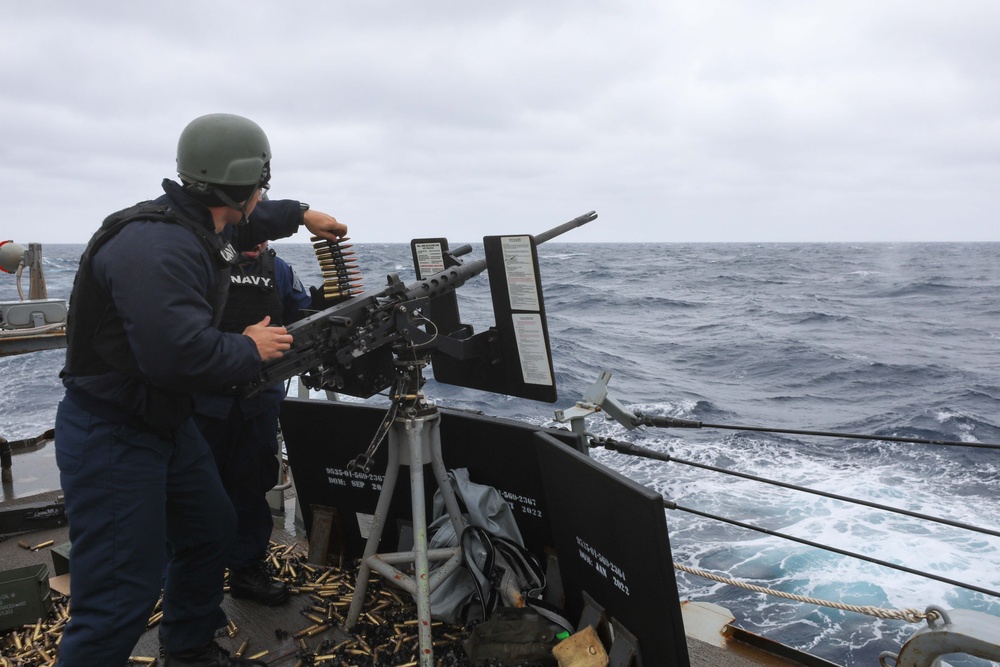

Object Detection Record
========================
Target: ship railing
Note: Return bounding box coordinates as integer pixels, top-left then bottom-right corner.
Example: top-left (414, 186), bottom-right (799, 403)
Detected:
top-left (556, 371), bottom-right (1000, 667)
top-left (0, 241), bottom-right (67, 357)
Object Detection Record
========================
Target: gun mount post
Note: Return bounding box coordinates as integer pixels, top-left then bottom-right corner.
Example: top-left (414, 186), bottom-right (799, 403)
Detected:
top-left (342, 356), bottom-right (468, 667)
top-left (277, 212), bottom-right (599, 664)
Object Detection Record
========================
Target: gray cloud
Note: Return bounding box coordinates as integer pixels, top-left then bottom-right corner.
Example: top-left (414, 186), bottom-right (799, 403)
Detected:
top-left (2, 1), bottom-right (999, 244)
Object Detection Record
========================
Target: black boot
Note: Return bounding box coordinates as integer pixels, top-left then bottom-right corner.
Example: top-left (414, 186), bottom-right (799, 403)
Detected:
top-left (164, 640), bottom-right (265, 666)
top-left (228, 562), bottom-right (290, 606)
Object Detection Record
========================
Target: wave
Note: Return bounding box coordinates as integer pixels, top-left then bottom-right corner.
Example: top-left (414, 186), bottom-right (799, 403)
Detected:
top-left (6, 241), bottom-right (1000, 666)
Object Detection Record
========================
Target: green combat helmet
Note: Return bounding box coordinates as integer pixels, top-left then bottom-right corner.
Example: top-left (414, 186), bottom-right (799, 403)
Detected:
top-left (176, 113), bottom-right (272, 217)
top-left (177, 113), bottom-right (271, 187)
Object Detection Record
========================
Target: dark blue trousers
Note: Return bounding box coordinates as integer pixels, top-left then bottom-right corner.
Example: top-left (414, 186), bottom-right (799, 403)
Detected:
top-left (54, 395), bottom-right (235, 667)
top-left (194, 398), bottom-right (280, 571)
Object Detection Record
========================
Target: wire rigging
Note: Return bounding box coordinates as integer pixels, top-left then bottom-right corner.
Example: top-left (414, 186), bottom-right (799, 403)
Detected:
top-left (638, 414), bottom-right (1000, 450)
top-left (596, 437), bottom-right (1000, 540)
top-left (668, 500), bottom-right (1000, 600)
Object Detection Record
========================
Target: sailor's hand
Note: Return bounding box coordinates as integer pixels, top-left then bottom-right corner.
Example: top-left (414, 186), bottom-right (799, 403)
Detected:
top-left (243, 316), bottom-right (293, 361)
top-left (303, 209), bottom-right (347, 241)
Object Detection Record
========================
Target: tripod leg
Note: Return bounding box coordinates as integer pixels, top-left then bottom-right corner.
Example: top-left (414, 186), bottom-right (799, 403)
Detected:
top-left (343, 407), bottom-right (462, 667)
top-left (405, 417), bottom-right (435, 663)
top-left (427, 416), bottom-right (468, 541)
top-left (344, 435), bottom-right (401, 629)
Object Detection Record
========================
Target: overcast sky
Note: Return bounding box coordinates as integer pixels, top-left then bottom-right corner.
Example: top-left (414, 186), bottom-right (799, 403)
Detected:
top-left (2, 1), bottom-right (998, 244)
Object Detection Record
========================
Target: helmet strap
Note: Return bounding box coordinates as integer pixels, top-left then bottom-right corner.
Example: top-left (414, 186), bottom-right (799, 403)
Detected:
top-left (212, 186), bottom-right (255, 226)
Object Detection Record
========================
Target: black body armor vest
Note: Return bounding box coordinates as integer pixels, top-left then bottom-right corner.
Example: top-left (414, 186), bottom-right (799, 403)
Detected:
top-left (66, 201), bottom-right (237, 377)
top-left (220, 248), bottom-right (284, 334)
top-left (63, 202), bottom-right (238, 432)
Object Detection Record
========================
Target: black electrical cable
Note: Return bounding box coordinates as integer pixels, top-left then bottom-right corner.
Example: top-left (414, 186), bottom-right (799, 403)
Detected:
top-left (640, 414), bottom-right (1000, 450)
top-left (598, 437), bottom-right (1000, 540)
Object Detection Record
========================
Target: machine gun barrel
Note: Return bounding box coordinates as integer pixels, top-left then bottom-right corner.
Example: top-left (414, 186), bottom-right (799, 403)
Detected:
top-left (534, 210), bottom-right (598, 245)
top-left (404, 259), bottom-right (486, 301)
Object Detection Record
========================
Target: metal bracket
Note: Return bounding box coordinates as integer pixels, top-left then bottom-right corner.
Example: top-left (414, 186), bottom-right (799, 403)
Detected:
top-left (576, 590), bottom-right (644, 667)
top-left (554, 372), bottom-right (644, 436)
top-left (880, 605), bottom-right (1000, 667)
top-left (609, 617), bottom-right (642, 667)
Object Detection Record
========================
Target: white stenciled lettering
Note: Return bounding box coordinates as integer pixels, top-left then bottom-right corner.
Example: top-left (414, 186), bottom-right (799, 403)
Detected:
top-left (220, 245), bottom-right (238, 263)
top-left (230, 275), bottom-right (273, 287)
top-left (575, 536), bottom-right (630, 594)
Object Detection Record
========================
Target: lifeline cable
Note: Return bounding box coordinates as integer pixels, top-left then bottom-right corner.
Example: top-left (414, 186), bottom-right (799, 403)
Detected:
top-left (638, 414), bottom-right (1000, 450)
top-left (593, 437), bottom-right (1000, 598)
top-left (597, 437), bottom-right (1000, 539)
top-left (664, 499), bottom-right (1000, 600)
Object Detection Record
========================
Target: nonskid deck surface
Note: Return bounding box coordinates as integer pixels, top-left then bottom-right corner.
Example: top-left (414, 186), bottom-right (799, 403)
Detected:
top-left (0, 491), bottom-right (810, 667)
top-left (1, 491), bottom-right (477, 666)
top-left (138, 547), bottom-right (477, 665)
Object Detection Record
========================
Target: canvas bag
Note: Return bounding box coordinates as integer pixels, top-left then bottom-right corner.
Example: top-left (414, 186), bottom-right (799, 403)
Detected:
top-left (463, 606), bottom-right (560, 665)
top-left (428, 468), bottom-right (540, 624)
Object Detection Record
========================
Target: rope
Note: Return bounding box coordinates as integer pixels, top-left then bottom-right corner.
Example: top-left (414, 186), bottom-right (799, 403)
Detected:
top-left (0, 323), bottom-right (66, 337)
top-left (673, 563), bottom-right (938, 624)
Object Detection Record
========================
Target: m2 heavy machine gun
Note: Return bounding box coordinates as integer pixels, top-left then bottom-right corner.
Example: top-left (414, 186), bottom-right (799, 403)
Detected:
top-left (244, 210), bottom-right (598, 402)
top-left (246, 212), bottom-right (596, 667)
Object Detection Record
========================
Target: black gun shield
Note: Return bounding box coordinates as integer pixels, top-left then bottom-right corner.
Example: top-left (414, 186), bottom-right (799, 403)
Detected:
top-left (536, 431), bottom-right (690, 667)
top-left (430, 234), bottom-right (557, 403)
top-left (279, 398), bottom-right (584, 559)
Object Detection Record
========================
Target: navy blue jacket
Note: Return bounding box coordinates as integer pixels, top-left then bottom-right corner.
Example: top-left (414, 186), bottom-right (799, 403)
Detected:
top-left (62, 179), bottom-right (306, 426)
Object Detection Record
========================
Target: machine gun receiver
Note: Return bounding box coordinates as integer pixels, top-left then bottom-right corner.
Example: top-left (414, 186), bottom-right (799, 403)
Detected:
top-left (244, 211), bottom-right (597, 401)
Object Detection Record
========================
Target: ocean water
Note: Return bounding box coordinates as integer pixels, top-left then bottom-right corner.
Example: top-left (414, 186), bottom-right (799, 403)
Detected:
top-left (2, 240), bottom-right (1000, 667)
